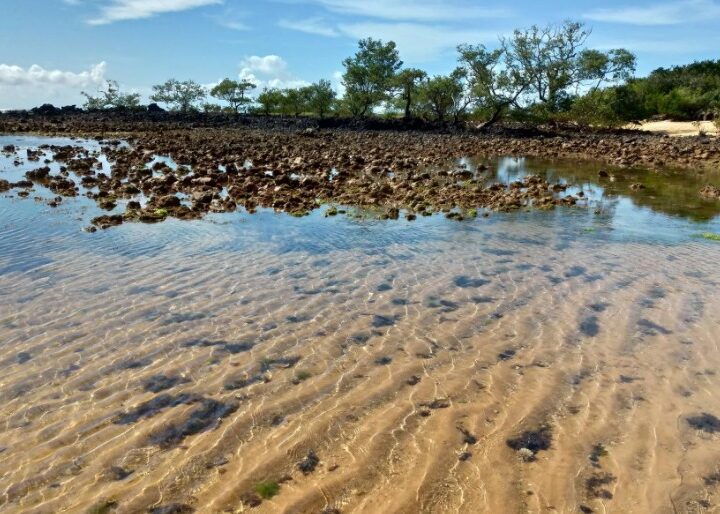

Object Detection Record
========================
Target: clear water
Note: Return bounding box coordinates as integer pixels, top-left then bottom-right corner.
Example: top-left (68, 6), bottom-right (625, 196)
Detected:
top-left (1, 134), bottom-right (720, 513)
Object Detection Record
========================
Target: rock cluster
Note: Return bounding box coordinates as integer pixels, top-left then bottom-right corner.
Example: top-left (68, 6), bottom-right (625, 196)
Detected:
top-left (2, 114), bottom-right (718, 228)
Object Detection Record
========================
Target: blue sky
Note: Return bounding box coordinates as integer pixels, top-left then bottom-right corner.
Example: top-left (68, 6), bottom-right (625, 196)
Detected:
top-left (1, 0), bottom-right (719, 109)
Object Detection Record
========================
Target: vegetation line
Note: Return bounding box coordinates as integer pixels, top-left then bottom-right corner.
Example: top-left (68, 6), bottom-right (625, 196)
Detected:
top-left (31, 20), bottom-right (720, 130)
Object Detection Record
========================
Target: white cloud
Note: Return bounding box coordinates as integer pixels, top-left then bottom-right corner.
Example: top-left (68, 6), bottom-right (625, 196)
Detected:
top-left (88, 0), bottom-right (222, 25)
top-left (0, 62), bottom-right (106, 87)
top-left (278, 17), bottom-right (340, 37)
top-left (337, 22), bottom-right (497, 61)
top-left (239, 55), bottom-right (310, 90)
top-left (331, 70), bottom-right (345, 96)
top-left (310, 0), bottom-right (510, 21)
top-left (0, 62), bottom-right (108, 110)
top-left (217, 20), bottom-right (250, 30)
top-left (585, 0), bottom-right (720, 25)
top-left (594, 38), bottom-right (710, 54)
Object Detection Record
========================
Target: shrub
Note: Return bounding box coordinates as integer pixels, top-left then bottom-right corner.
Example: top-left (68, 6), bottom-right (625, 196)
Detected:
top-left (565, 89), bottom-right (623, 128)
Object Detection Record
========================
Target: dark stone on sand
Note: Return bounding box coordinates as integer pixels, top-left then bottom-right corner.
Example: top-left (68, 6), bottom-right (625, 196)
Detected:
top-left (142, 374), bottom-right (189, 393)
top-left (454, 276), bottom-right (490, 288)
top-left (585, 472), bottom-right (616, 499)
top-left (687, 413), bottom-right (720, 433)
top-left (106, 466), bottom-right (132, 481)
top-left (148, 504), bottom-right (194, 514)
top-left (506, 425), bottom-right (552, 454)
top-left (497, 348), bottom-right (516, 361)
top-left (423, 398), bottom-right (450, 409)
top-left (564, 266), bottom-right (586, 278)
top-left (406, 375), bottom-right (421, 386)
top-left (372, 315), bottom-right (396, 328)
top-left (147, 398), bottom-right (239, 448)
top-left (114, 393), bottom-right (201, 425)
top-left (458, 426), bottom-right (478, 444)
top-left (579, 316), bottom-right (600, 337)
top-left (637, 318), bottom-right (672, 336)
top-left (240, 492), bottom-right (263, 507)
top-left (298, 450), bottom-right (320, 474)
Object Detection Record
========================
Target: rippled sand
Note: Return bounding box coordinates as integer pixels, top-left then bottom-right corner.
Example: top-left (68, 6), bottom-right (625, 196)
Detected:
top-left (2, 138), bottom-right (720, 514)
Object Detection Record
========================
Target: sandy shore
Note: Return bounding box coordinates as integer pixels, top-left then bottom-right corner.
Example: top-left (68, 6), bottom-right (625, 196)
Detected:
top-left (631, 120), bottom-right (718, 137)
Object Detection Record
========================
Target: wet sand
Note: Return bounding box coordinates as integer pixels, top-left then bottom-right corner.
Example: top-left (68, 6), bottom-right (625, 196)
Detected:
top-left (2, 137), bottom-right (720, 514)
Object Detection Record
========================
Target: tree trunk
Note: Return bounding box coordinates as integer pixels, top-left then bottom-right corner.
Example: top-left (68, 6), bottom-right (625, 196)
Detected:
top-left (479, 106), bottom-right (503, 131)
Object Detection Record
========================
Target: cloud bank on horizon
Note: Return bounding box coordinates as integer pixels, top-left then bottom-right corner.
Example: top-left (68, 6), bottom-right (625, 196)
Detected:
top-left (0, 0), bottom-right (718, 109)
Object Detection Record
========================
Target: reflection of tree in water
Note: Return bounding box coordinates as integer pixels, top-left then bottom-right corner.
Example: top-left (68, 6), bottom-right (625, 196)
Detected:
top-left (613, 178), bottom-right (720, 223)
top-left (479, 156), bottom-right (720, 223)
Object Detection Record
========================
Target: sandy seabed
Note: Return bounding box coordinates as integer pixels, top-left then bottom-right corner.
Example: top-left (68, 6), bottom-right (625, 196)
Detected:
top-left (1, 130), bottom-right (720, 514)
top-left (1, 203), bottom-right (720, 514)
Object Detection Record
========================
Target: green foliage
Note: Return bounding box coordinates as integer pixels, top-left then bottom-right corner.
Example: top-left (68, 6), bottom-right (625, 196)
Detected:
top-left (457, 44), bottom-right (529, 125)
top-left (255, 481), bottom-right (280, 499)
top-left (607, 60), bottom-right (720, 121)
top-left (504, 22), bottom-right (634, 111)
top-left (210, 78), bottom-right (256, 113)
top-left (417, 70), bottom-right (469, 122)
top-left (305, 79), bottom-right (336, 118)
top-left (256, 88), bottom-right (284, 115)
top-left (202, 103), bottom-right (223, 113)
top-left (393, 68), bottom-right (427, 119)
top-left (565, 89), bottom-right (623, 128)
top-left (342, 38), bottom-right (403, 117)
top-left (699, 232), bottom-right (720, 241)
top-left (252, 81), bottom-right (336, 118)
top-left (279, 87), bottom-right (310, 116)
top-left (458, 21), bottom-right (635, 125)
top-left (82, 80), bottom-right (141, 111)
top-left (75, 27), bottom-right (717, 126)
top-left (150, 79), bottom-right (206, 112)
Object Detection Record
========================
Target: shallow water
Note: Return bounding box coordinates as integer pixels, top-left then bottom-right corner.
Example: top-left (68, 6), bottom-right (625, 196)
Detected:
top-left (1, 135), bottom-right (720, 513)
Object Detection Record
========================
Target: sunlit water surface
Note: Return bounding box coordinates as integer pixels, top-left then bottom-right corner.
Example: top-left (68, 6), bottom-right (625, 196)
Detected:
top-left (1, 135), bottom-right (720, 514)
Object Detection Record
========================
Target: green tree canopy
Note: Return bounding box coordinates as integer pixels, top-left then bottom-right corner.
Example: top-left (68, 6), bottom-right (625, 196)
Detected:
top-left (256, 88), bottom-right (284, 115)
top-left (417, 70), bottom-right (470, 123)
top-left (504, 21), bottom-right (635, 111)
top-left (305, 79), bottom-right (336, 118)
top-left (82, 80), bottom-right (141, 110)
top-left (393, 68), bottom-right (427, 119)
top-left (210, 78), bottom-right (256, 113)
top-left (280, 88), bottom-right (310, 116)
top-left (457, 44), bottom-right (529, 125)
top-left (150, 79), bottom-right (206, 112)
top-left (342, 38), bottom-right (403, 117)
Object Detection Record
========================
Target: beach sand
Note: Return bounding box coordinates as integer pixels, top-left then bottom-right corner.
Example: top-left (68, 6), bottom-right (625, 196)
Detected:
top-left (632, 120), bottom-right (718, 137)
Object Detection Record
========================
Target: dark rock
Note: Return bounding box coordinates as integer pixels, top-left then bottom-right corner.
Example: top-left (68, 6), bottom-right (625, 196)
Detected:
top-left (687, 413), bottom-right (720, 433)
top-left (148, 504), bottom-right (194, 514)
top-left (91, 214), bottom-right (123, 228)
top-left (298, 450), bottom-right (320, 474)
top-left (506, 425), bottom-right (552, 454)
